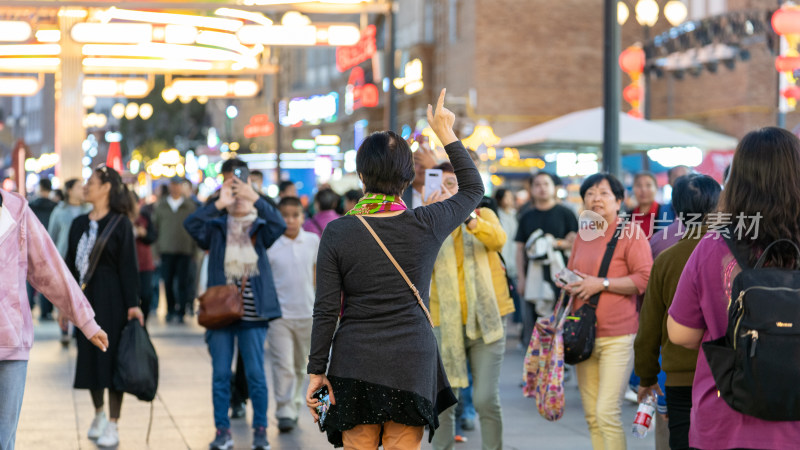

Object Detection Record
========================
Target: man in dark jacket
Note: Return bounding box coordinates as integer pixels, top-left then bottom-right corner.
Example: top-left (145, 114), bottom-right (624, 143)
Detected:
top-left (28, 178), bottom-right (58, 318)
top-left (153, 177), bottom-right (197, 323)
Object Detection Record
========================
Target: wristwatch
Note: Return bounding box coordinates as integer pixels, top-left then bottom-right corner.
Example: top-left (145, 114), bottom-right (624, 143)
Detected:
top-left (602, 278), bottom-right (610, 291)
top-left (464, 211), bottom-right (478, 226)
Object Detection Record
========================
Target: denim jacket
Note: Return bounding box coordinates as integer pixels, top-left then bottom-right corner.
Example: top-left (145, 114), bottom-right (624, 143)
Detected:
top-left (183, 198), bottom-right (286, 321)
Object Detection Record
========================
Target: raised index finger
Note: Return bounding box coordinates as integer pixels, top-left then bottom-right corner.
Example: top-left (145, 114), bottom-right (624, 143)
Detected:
top-left (436, 88), bottom-right (446, 114)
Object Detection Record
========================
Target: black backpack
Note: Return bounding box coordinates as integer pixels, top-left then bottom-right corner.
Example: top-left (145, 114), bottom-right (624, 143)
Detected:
top-left (114, 320), bottom-right (159, 402)
top-left (702, 236), bottom-right (800, 421)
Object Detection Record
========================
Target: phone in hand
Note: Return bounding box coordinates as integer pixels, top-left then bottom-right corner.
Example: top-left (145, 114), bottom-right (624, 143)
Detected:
top-left (424, 168), bottom-right (443, 202)
top-left (313, 386), bottom-right (331, 432)
top-left (233, 167), bottom-right (250, 184)
top-left (555, 267), bottom-right (583, 286)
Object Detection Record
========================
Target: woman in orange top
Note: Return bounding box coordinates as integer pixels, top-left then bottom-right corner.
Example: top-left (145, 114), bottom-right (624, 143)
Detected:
top-left (562, 173), bottom-right (653, 450)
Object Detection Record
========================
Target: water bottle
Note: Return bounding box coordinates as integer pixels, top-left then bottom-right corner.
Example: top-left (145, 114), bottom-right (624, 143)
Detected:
top-left (632, 393), bottom-right (656, 438)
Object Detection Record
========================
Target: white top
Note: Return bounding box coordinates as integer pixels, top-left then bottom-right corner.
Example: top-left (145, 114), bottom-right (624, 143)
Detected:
top-left (412, 188), bottom-right (423, 209)
top-left (267, 229), bottom-right (320, 319)
top-left (166, 196), bottom-right (184, 213)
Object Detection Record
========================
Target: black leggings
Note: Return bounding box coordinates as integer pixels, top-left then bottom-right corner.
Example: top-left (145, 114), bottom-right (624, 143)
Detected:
top-left (91, 389), bottom-right (123, 420)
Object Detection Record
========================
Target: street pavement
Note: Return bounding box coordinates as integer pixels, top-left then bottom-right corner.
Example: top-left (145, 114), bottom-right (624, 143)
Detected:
top-left (17, 316), bottom-right (656, 450)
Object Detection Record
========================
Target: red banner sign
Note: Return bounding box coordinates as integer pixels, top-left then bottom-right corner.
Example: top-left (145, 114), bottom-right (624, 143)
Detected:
top-left (336, 25), bottom-right (377, 73)
top-left (244, 114), bottom-right (275, 138)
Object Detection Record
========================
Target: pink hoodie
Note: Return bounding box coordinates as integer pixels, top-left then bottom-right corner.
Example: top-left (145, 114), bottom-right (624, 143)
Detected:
top-left (0, 189), bottom-right (100, 361)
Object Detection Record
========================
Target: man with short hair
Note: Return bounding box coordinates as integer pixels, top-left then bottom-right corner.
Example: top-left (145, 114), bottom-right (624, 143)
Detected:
top-left (278, 180), bottom-right (297, 200)
top-left (515, 172), bottom-right (578, 347)
top-left (153, 177), bottom-right (197, 323)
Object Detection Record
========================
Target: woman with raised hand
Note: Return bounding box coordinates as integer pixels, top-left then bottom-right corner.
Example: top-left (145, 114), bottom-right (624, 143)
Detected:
top-left (306, 89), bottom-right (484, 449)
top-left (66, 166), bottom-right (142, 448)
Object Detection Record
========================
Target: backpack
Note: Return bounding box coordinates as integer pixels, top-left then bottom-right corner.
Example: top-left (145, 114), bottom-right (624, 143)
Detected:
top-left (702, 235), bottom-right (800, 421)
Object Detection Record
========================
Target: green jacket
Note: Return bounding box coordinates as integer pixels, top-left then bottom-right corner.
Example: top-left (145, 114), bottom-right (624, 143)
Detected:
top-left (634, 226), bottom-right (706, 387)
top-left (152, 197), bottom-right (197, 255)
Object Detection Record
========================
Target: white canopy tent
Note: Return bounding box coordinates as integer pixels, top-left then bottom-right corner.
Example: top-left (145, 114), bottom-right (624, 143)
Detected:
top-left (499, 107), bottom-right (708, 150)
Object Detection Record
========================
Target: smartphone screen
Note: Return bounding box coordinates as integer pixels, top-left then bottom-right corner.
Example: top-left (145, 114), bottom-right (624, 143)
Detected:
top-left (424, 169), bottom-right (443, 202)
top-left (233, 167), bottom-right (249, 183)
top-left (314, 386), bottom-right (331, 432)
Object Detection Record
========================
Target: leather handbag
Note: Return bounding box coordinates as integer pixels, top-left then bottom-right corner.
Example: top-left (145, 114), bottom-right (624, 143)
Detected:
top-left (197, 276), bottom-right (246, 329)
top-left (563, 222), bottom-right (624, 365)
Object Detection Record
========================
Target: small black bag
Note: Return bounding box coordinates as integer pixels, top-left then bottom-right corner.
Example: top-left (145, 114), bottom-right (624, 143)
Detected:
top-left (702, 234), bottom-right (800, 421)
top-left (114, 320), bottom-right (159, 402)
top-left (563, 223), bottom-right (623, 365)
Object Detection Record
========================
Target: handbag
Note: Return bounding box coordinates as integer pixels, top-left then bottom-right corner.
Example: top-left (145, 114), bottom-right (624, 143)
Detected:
top-left (355, 215), bottom-right (434, 327)
top-left (563, 222), bottom-right (624, 365)
top-left (523, 290), bottom-right (570, 421)
top-left (114, 319), bottom-right (159, 401)
top-left (197, 277), bottom-right (246, 329)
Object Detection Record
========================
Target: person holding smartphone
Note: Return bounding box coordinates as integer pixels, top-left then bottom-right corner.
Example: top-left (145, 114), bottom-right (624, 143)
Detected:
top-left (306, 89), bottom-right (484, 449)
top-left (560, 173), bottom-right (653, 450)
top-left (184, 174), bottom-right (286, 450)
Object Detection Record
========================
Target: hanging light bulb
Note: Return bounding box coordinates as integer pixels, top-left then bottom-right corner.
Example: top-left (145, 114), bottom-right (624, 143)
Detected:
top-left (635, 0), bottom-right (659, 27)
top-left (664, 0), bottom-right (688, 27)
top-left (618, 2), bottom-right (630, 26)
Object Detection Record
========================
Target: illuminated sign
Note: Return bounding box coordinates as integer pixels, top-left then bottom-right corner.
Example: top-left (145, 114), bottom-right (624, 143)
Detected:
top-left (336, 25), bottom-right (377, 72)
top-left (279, 92), bottom-right (338, 127)
top-left (244, 113), bottom-right (275, 138)
top-left (393, 59), bottom-right (423, 95)
top-left (345, 66), bottom-right (379, 114)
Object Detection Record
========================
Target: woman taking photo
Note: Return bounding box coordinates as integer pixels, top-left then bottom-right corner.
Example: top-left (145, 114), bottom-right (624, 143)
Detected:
top-left (184, 174), bottom-right (286, 450)
top-left (306, 89), bottom-right (483, 449)
top-left (668, 127), bottom-right (800, 449)
top-left (0, 189), bottom-right (108, 450)
top-left (562, 173), bottom-right (653, 450)
top-left (66, 166), bottom-right (142, 448)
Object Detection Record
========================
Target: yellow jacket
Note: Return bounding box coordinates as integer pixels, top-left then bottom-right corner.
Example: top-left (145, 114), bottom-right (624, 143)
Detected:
top-left (430, 207), bottom-right (515, 326)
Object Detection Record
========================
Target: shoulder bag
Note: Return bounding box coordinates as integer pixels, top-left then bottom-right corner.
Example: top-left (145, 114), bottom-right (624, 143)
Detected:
top-left (563, 222), bottom-right (624, 365)
top-left (81, 214), bottom-right (123, 291)
top-left (196, 235), bottom-right (256, 329)
top-left (356, 215), bottom-right (434, 327)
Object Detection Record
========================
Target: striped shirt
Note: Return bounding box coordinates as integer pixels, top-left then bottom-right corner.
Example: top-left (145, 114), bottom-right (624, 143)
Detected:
top-left (236, 278), bottom-right (267, 322)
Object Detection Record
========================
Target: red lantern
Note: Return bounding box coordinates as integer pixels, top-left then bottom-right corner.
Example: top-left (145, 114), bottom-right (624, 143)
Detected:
top-left (782, 86), bottom-right (800, 100)
top-left (772, 7), bottom-right (800, 36)
top-left (619, 46), bottom-right (645, 74)
top-left (776, 56), bottom-right (800, 73)
top-left (627, 109), bottom-right (644, 119)
top-left (106, 141), bottom-right (122, 172)
top-left (623, 85), bottom-right (643, 103)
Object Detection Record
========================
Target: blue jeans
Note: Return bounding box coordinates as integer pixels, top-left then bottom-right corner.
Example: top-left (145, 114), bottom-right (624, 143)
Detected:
top-left (206, 325), bottom-right (268, 430)
top-left (0, 361), bottom-right (27, 450)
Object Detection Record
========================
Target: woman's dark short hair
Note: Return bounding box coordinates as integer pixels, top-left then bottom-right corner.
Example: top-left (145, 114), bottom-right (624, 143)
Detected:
top-left (580, 173), bottom-right (625, 201)
top-left (434, 162), bottom-right (455, 173)
top-left (494, 188), bottom-right (509, 205)
top-left (671, 174), bottom-right (721, 223)
top-left (315, 188), bottom-right (340, 211)
top-left (356, 131), bottom-right (415, 197)
top-left (634, 171), bottom-right (658, 187)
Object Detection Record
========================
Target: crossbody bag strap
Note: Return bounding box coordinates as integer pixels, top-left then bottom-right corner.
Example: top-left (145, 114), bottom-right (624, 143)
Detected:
top-left (356, 215), bottom-right (434, 327)
top-left (82, 214), bottom-right (123, 290)
top-left (586, 221), bottom-right (626, 308)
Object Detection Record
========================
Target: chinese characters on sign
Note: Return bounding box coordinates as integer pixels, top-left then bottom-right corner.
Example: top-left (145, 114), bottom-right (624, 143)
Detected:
top-left (336, 25), bottom-right (377, 73)
top-left (279, 92), bottom-right (339, 127)
top-left (244, 114), bottom-right (275, 138)
top-left (345, 67), bottom-right (379, 114)
top-left (393, 59), bottom-right (424, 95)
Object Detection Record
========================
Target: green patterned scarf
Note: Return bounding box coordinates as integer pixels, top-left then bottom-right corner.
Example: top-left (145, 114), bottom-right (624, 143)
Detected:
top-left (345, 193), bottom-right (408, 216)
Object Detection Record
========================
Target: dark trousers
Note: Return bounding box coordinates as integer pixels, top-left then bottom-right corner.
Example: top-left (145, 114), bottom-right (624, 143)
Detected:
top-left (38, 295), bottom-right (53, 319)
top-left (138, 271), bottom-right (154, 325)
top-left (665, 385), bottom-right (694, 450)
top-left (160, 254), bottom-right (191, 318)
top-left (521, 300), bottom-right (540, 348)
top-left (231, 353), bottom-right (249, 406)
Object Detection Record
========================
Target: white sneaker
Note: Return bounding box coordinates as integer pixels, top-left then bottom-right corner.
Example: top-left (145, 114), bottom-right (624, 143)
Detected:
top-left (96, 422), bottom-right (119, 447)
top-left (625, 388), bottom-right (639, 403)
top-left (88, 411), bottom-right (108, 439)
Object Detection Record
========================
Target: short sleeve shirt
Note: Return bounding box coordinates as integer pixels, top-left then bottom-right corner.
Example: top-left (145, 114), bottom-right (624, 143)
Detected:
top-left (266, 229), bottom-right (320, 319)
top-left (514, 204), bottom-right (578, 244)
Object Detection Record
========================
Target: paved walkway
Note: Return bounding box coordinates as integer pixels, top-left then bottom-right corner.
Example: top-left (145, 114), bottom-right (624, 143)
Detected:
top-left (17, 317), bottom-right (656, 449)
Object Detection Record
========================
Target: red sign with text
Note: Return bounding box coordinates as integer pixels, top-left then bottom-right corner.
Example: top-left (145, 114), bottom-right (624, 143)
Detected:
top-left (244, 114), bottom-right (275, 138)
top-left (336, 25), bottom-right (377, 73)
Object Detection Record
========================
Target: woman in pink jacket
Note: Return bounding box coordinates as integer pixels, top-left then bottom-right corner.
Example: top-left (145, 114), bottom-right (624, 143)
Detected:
top-left (0, 189), bottom-right (108, 450)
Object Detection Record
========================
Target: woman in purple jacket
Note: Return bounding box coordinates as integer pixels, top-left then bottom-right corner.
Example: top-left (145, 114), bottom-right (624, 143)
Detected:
top-left (0, 189), bottom-right (108, 450)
